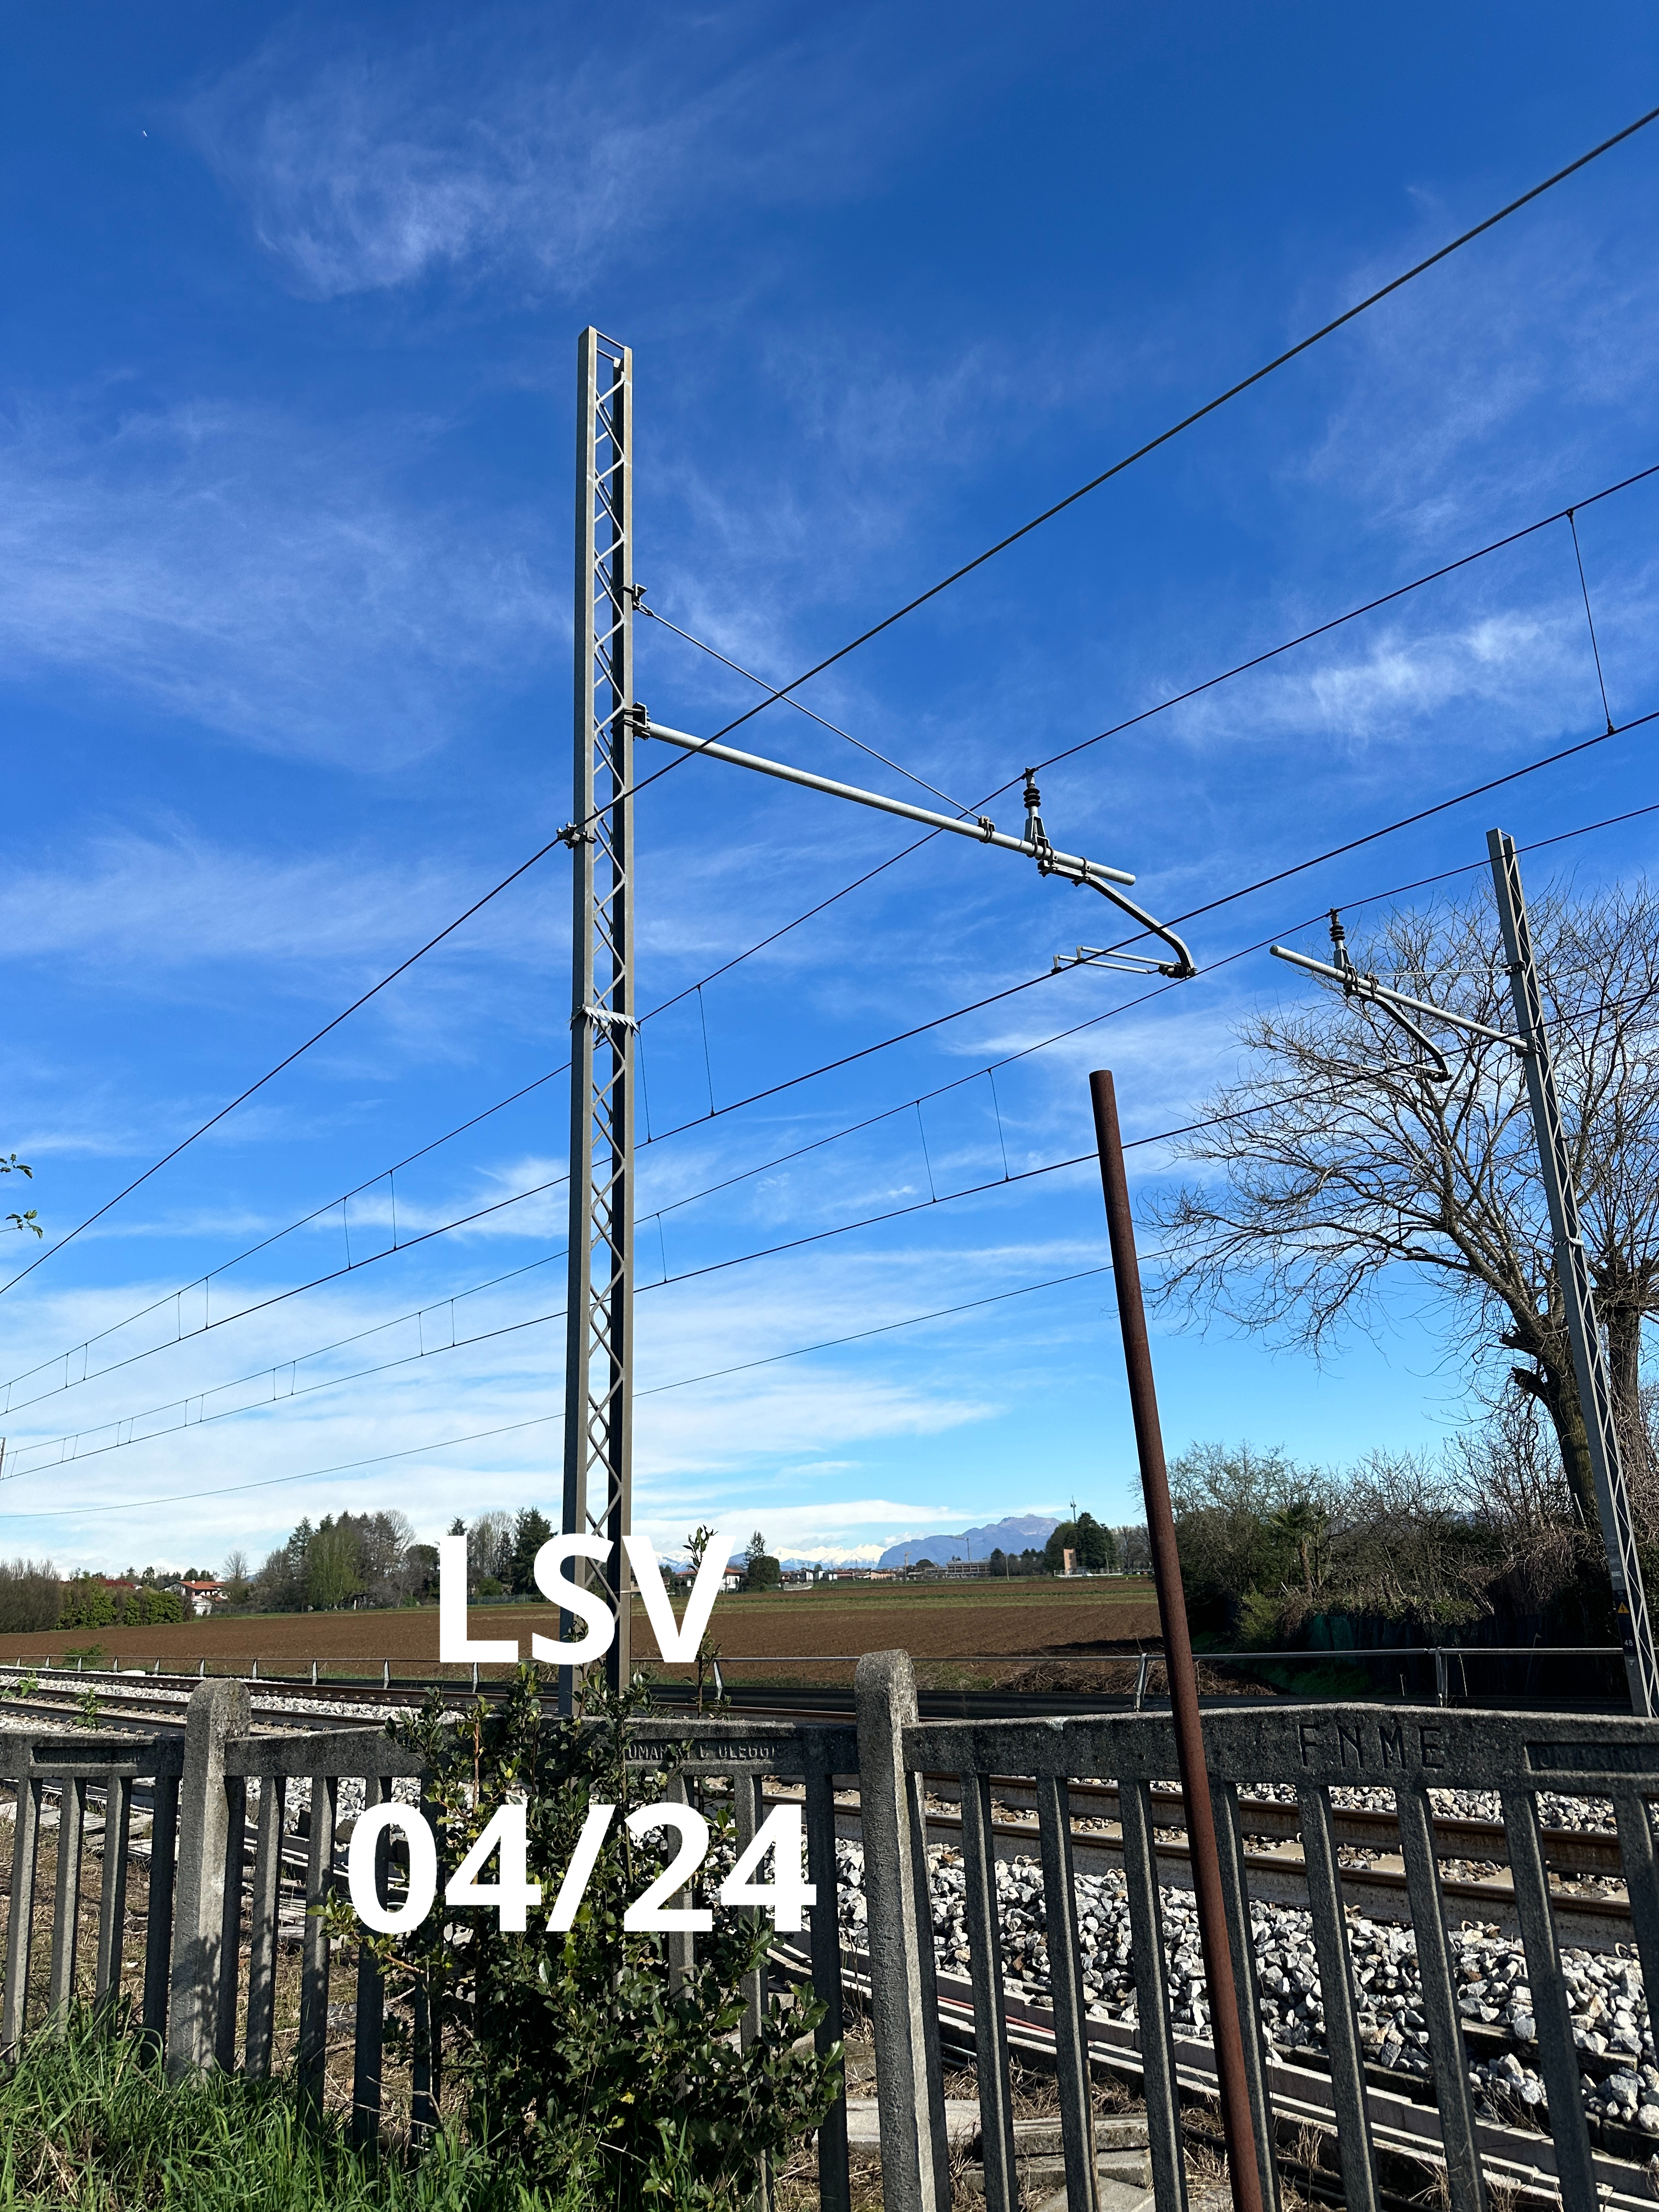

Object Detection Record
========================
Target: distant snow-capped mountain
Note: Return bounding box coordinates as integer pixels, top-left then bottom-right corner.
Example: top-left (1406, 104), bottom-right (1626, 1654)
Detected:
top-left (873, 1514), bottom-right (1059, 1571)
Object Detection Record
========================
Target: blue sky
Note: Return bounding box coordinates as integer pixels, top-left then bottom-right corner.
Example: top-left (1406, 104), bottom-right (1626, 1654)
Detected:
top-left (4, 3), bottom-right (1659, 1576)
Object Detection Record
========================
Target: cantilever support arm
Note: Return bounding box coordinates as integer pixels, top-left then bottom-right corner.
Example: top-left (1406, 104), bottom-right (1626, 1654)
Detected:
top-left (642, 716), bottom-right (1197, 979)
top-left (1268, 943), bottom-right (1525, 1080)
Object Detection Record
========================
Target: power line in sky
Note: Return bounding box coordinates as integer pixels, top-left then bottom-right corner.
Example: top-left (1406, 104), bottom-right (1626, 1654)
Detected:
top-left (637, 599), bottom-right (972, 813)
top-left (640, 453), bottom-right (1659, 998)
top-left (23, 764), bottom-right (1659, 1496)
top-left (29, 924), bottom-right (1638, 1502)
top-left (14, 428), bottom-right (1655, 1340)
top-left (0, 832), bottom-right (574, 1302)
top-left (18, 673), bottom-right (1656, 1423)
top-left (639, 104), bottom-right (1659, 771)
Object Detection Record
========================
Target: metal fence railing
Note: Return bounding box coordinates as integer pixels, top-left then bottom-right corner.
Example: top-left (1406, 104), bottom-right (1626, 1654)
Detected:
top-left (0, 1685), bottom-right (856, 2206)
top-left (855, 1645), bottom-right (1659, 2212)
top-left (9, 1662), bottom-right (1659, 2211)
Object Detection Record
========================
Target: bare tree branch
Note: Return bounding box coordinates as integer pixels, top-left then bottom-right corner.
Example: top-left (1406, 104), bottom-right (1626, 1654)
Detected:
top-left (1148, 880), bottom-right (1659, 1531)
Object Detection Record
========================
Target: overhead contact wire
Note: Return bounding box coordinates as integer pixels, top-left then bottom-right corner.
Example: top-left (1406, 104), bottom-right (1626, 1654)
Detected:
top-left (605, 102), bottom-right (1659, 797)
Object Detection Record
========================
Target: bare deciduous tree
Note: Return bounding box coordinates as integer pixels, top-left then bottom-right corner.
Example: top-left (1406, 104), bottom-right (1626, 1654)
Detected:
top-left (1149, 878), bottom-right (1659, 1534)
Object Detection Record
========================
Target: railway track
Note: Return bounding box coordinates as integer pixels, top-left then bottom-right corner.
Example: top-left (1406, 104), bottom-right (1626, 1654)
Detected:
top-left (2, 1664), bottom-right (1649, 2206)
top-left (770, 1941), bottom-right (1655, 2212)
top-left (0, 1666), bottom-right (1634, 1938)
top-left (0, 1659), bottom-right (1627, 1729)
top-left (0, 1672), bottom-right (1637, 1920)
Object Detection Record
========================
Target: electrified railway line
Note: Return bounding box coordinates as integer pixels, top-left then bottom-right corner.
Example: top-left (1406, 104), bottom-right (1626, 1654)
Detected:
top-left (0, 1664), bottom-right (1636, 1936)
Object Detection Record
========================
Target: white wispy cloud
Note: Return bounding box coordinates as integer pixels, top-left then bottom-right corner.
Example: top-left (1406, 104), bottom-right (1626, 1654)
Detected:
top-left (0, 824), bottom-right (487, 970)
top-left (183, 18), bottom-right (933, 304)
top-left (0, 396), bottom-right (554, 764)
top-left (0, 1220), bottom-right (1092, 1568)
top-left (1297, 208), bottom-right (1659, 533)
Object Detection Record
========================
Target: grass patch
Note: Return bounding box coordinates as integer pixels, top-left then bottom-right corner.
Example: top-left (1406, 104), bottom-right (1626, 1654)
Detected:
top-left (0, 2012), bottom-right (588, 2211)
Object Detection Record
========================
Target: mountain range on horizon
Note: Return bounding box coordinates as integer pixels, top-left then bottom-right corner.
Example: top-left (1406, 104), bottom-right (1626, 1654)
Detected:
top-left (871, 1514), bottom-right (1059, 1571)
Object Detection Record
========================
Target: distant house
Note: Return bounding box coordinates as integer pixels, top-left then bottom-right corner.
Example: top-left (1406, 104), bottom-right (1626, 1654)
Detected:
top-left (182, 1579), bottom-right (225, 1618)
top-left (721, 1560), bottom-right (746, 1593)
top-left (945, 1558), bottom-right (990, 1579)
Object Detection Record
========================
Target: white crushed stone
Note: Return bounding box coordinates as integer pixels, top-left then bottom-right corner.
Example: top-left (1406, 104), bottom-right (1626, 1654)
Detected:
top-left (833, 1839), bottom-right (1658, 2132)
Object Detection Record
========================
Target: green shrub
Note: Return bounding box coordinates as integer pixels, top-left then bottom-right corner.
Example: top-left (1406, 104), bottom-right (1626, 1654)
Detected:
top-left (59, 1576), bottom-right (116, 1630)
top-left (0, 1560), bottom-right (64, 1634)
top-left (364, 1664), bottom-right (840, 2207)
top-left (1235, 1588), bottom-right (1286, 1649)
top-left (122, 1588), bottom-right (185, 1627)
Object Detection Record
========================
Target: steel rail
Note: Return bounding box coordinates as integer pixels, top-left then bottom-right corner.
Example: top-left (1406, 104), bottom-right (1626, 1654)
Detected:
top-left (7, 1673), bottom-right (1630, 1934)
top-left (774, 1944), bottom-right (1657, 2212)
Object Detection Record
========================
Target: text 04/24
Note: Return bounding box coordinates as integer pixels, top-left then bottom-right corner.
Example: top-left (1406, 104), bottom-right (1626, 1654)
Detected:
top-left (347, 1799), bottom-right (815, 1933)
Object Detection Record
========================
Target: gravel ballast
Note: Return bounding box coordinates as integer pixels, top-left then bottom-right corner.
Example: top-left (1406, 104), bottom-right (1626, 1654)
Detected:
top-left (833, 1837), bottom-right (1658, 2135)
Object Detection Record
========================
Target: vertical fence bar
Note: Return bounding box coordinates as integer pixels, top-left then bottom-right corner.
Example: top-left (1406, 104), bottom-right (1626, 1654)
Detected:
top-left (803, 1743), bottom-right (850, 2212)
top-left (411, 1780), bottom-right (439, 2141)
top-left (854, 1650), bottom-right (950, 2212)
top-left (2, 1774), bottom-right (42, 2053)
top-left (94, 1771), bottom-right (132, 2017)
top-left (958, 1769), bottom-right (1018, 2212)
top-left (352, 1777), bottom-right (392, 2151)
top-left (732, 1770), bottom-right (765, 2048)
top-left (1036, 1773), bottom-right (1099, 2212)
top-left (1613, 1789), bottom-right (1659, 2035)
top-left (143, 1772), bottom-right (180, 2045)
top-left (1500, 1785), bottom-right (1598, 2210)
top-left (663, 1773), bottom-right (696, 1996)
top-left (1392, 1782), bottom-right (1485, 2212)
top-left (1205, 1776), bottom-right (1280, 2212)
top-left (215, 1775), bottom-right (247, 2071)
top-left (1120, 1775), bottom-right (1188, 2212)
top-left (244, 1775), bottom-right (286, 2079)
top-left (167, 1679), bottom-right (250, 2077)
top-left (48, 1778), bottom-right (87, 2028)
top-left (297, 1775), bottom-right (337, 2126)
top-left (1296, 1790), bottom-right (1379, 2212)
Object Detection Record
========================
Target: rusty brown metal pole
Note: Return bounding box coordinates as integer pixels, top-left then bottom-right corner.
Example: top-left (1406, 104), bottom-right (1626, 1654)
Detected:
top-left (1091, 1068), bottom-right (1265, 2212)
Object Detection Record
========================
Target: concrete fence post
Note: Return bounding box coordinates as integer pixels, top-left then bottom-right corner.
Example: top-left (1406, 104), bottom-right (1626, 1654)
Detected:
top-left (854, 1649), bottom-right (952, 2212)
top-left (167, 1677), bottom-right (251, 2077)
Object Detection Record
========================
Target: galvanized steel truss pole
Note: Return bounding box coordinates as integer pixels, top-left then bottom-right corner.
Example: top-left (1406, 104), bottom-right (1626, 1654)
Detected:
top-left (562, 329), bottom-right (635, 1704)
top-left (1488, 828), bottom-right (1657, 1718)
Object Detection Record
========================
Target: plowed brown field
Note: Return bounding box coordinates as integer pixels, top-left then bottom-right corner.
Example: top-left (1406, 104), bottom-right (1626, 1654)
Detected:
top-left (0, 1576), bottom-right (1161, 1685)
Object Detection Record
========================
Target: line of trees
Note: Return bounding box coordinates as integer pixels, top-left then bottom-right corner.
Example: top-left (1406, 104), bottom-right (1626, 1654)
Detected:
top-left (981, 1513), bottom-right (1148, 1577)
top-left (0, 1561), bottom-right (194, 1633)
top-left (252, 1510), bottom-right (436, 1613)
top-left (1170, 1402), bottom-right (1641, 1649)
top-left (0, 1561), bottom-right (66, 1633)
top-left (455, 1509), bottom-right (555, 1597)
